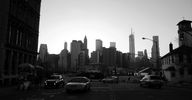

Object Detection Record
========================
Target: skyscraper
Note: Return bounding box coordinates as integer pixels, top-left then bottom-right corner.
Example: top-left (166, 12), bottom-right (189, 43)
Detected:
top-left (38, 44), bottom-right (48, 63)
top-left (96, 39), bottom-right (103, 51)
top-left (151, 36), bottom-right (160, 69)
top-left (70, 40), bottom-right (82, 71)
top-left (129, 32), bottom-right (135, 62)
top-left (58, 42), bottom-right (69, 73)
top-left (83, 36), bottom-right (89, 65)
top-left (64, 42), bottom-right (67, 50)
top-left (83, 35), bottom-right (87, 50)
top-left (90, 51), bottom-right (98, 64)
top-left (94, 39), bottom-right (103, 65)
top-left (0, 0), bottom-right (41, 85)
top-left (102, 47), bottom-right (116, 67)
top-left (144, 49), bottom-right (148, 59)
top-left (116, 51), bottom-right (123, 68)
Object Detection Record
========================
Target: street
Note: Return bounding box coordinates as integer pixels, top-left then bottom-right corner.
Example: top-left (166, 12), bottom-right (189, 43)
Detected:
top-left (0, 82), bottom-right (192, 100)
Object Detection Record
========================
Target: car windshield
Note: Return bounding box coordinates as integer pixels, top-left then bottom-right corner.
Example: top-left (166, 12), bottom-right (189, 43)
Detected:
top-left (69, 78), bottom-right (88, 83)
top-left (50, 75), bottom-right (60, 79)
top-left (150, 76), bottom-right (162, 80)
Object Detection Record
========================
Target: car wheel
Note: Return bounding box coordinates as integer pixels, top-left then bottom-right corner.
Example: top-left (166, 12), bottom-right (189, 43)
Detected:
top-left (61, 82), bottom-right (64, 88)
top-left (139, 84), bottom-right (142, 87)
top-left (66, 89), bottom-right (71, 93)
top-left (87, 86), bottom-right (91, 91)
top-left (83, 86), bottom-right (87, 92)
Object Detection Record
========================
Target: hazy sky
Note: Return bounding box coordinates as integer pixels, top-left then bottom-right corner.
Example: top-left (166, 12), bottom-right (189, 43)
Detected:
top-left (39, 0), bottom-right (192, 57)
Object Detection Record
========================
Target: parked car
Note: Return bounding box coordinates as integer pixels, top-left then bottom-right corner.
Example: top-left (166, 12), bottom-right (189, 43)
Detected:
top-left (139, 75), bottom-right (164, 88)
top-left (102, 76), bottom-right (118, 83)
top-left (44, 74), bottom-right (65, 88)
top-left (65, 77), bottom-right (91, 93)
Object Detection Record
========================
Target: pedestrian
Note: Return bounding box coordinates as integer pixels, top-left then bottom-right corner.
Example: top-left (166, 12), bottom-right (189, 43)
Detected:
top-left (17, 75), bottom-right (25, 90)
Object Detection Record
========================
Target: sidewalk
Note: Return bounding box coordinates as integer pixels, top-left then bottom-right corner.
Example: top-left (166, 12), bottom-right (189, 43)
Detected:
top-left (166, 82), bottom-right (192, 89)
top-left (0, 86), bottom-right (16, 96)
top-left (0, 84), bottom-right (42, 97)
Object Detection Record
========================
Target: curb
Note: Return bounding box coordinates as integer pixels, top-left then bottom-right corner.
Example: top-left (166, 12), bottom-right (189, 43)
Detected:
top-left (166, 84), bottom-right (192, 89)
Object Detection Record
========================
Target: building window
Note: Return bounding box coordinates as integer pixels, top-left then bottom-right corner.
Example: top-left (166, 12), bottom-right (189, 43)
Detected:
top-left (179, 68), bottom-right (184, 76)
top-left (16, 30), bottom-right (19, 45)
top-left (24, 54), bottom-right (27, 63)
top-left (7, 24), bottom-right (12, 43)
top-left (187, 54), bottom-right (191, 63)
top-left (168, 57), bottom-right (171, 64)
top-left (172, 56), bottom-right (175, 63)
top-left (4, 50), bottom-right (11, 75)
top-left (18, 53), bottom-right (23, 65)
top-left (19, 32), bottom-right (22, 46)
top-left (179, 54), bottom-right (183, 63)
top-left (188, 67), bottom-right (192, 75)
top-left (11, 52), bottom-right (17, 75)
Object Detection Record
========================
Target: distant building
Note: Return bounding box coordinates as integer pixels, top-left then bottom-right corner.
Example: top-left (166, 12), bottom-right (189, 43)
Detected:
top-left (46, 54), bottom-right (59, 73)
top-left (64, 42), bottom-right (67, 50)
top-left (70, 36), bottom-right (89, 72)
top-left (137, 51), bottom-right (144, 59)
top-left (90, 39), bottom-right (103, 69)
top-left (78, 51), bottom-right (88, 71)
top-left (83, 36), bottom-right (87, 50)
top-left (90, 51), bottom-right (97, 64)
top-left (38, 44), bottom-right (48, 63)
top-left (82, 36), bottom-right (89, 65)
top-left (96, 39), bottom-right (103, 51)
top-left (161, 20), bottom-right (192, 82)
top-left (144, 49), bottom-right (148, 59)
top-left (116, 51), bottom-right (123, 68)
top-left (102, 47), bottom-right (116, 68)
top-left (90, 51), bottom-right (101, 64)
top-left (122, 53), bottom-right (130, 68)
top-left (110, 42), bottom-right (116, 48)
top-left (58, 42), bottom-right (70, 73)
top-left (0, 0), bottom-right (41, 85)
top-left (151, 36), bottom-right (160, 69)
top-left (93, 39), bottom-right (103, 65)
top-left (129, 33), bottom-right (135, 62)
top-left (70, 40), bottom-right (82, 71)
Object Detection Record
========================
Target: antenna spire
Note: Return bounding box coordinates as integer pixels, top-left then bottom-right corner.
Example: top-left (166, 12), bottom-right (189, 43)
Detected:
top-left (131, 28), bottom-right (134, 35)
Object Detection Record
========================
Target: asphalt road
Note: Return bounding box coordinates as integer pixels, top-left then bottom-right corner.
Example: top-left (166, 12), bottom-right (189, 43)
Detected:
top-left (1, 82), bottom-right (192, 100)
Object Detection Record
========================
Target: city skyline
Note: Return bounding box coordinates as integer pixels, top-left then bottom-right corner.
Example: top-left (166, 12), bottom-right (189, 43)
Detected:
top-left (39, 0), bottom-right (192, 57)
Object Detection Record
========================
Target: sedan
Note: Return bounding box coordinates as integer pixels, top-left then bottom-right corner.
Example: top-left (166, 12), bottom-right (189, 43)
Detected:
top-left (140, 75), bottom-right (164, 88)
top-left (44, 75), bottom-right (65, 88)
top-left (102, 76), bottom-right (118, 83)
top-left (65, 77), bottom-right (91, 93)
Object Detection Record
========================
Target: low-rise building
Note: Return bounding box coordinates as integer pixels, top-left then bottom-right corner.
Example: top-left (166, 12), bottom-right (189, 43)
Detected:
top-left (161, 20), bottom-right (192, 83)
top-left (161, 44), bottom-right (192, 82)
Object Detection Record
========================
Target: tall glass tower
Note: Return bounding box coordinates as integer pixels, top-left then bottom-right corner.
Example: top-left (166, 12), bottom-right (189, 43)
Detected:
top-left (129, 32), bottom-right (135, 62)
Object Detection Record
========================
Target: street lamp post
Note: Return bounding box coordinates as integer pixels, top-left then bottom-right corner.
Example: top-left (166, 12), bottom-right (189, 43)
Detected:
top-left (142, 37), bottom-right (160, 75)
